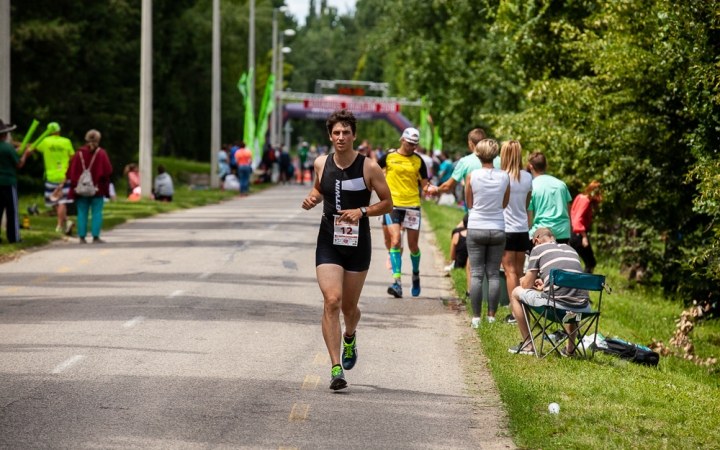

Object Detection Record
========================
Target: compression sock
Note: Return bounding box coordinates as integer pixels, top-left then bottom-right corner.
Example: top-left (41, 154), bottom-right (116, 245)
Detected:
top-left (344, 332), bottom-right (355, 344)
top-left (390, 248), bottom-right (402, 279)
top-left (411, 250), bottom-right (421, 274)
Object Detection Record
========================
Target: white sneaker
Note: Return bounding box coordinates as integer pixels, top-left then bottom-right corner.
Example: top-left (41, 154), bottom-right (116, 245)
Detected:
top-left (486, 316), bottom-right (497, 323)
top-left (444, 261), bottom-right (456, 272)
top-left (471, 317), bottom-right (481, 329)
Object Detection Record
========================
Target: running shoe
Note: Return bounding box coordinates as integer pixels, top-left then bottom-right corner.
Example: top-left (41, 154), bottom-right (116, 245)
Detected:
top-left (92, 237), bottom-right (106, 244)
top-left (55, 226), bottom-right (62, 233)
top-left (444, 261), bottom-right (455, 272)
top-left (471, 317), bottom-right (481, 329)
top-left (329, 365), bottom-right (347, 390)
top-left (508, 342), bottom-right (534, 356)
top-left (411, 272), bottom-right (421, 297)
top-left (64, 220), bottom-right (74, 236)
top-left (342, 335), bottom-right (358, 370)
top-left (79, 237), bottom-right (87, 244)
top-left (486, 315), bottom-right (497, 324)
top-left (504, 313), bottom-right (517, 324)
top-left (387, 281), bottom-right (403, 298)
top-left (559, 347), bottom-right (576, 358)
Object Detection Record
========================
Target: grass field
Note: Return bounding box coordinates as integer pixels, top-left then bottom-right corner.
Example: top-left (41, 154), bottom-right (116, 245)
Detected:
top-left (1, 157), bottom-right (270, 258)
top-left (423, 202), bottom-right (720, 450)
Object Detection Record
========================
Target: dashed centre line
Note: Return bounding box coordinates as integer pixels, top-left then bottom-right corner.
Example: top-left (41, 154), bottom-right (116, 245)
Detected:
top-left (288, 403), bottom-right (309, 422)
top-left (279, 447), bottom-right (299, 450)
top-left (122, 316), bottom-right (146, 328)
top-left (167, 290), bottom-right (184, 298)
top-left (301, 375), bottom-right (320, 390)
top-left (99, 250), bottom-right (112, 255)
top-left (31, 276), bottom-right (50, 283)
top-left (56, 267), bottom-right (73, 273)
top-left (51, 355), bottom-right (85, 374)
top-left (3, 286), bottom-right (24, 293)
top-left (312, 353), bottom-right (329, 365)
top-left (78, 258), bottom-right (92, 264)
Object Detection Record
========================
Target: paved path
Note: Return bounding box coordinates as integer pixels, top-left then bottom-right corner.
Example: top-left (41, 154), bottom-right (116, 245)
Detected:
top-left (0, 185), bottom-right (513, 449)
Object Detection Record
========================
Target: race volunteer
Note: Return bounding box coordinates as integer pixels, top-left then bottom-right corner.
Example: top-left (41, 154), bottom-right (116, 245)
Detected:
top-left (378, 127), bottom-right (430, 298)
top-left (302, 109), bottom-right (393, 391)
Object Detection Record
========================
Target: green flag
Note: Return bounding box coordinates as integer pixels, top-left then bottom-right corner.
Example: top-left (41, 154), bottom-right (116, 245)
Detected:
top-left (433, 125), bottom-right (442, 152)
top-left (256, 74), bottom-right (275, 160)
top-left (419, 96), bottom-right (432, 150)
top-left (237, 68), bottom-right (255, 157)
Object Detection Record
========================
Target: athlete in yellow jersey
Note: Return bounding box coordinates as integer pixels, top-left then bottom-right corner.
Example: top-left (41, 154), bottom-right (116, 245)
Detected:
top-left (378, 127), bottom-right (431, 298)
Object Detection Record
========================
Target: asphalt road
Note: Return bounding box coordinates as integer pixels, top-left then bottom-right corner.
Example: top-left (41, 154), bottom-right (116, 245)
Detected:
top-left (0, 185), bottom-right (510, 449)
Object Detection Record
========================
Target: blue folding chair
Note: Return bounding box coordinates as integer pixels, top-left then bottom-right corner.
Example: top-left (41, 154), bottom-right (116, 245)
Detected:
top-left (520, 269), bottom-right (611, 359)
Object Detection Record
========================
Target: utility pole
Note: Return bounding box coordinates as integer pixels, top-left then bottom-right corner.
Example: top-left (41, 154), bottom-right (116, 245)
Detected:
top-left (270, 8), bottom-right (278, 147)
top-left (139, 0), bottom-right (153, 198)
top-left (248, 0), bottom-right (255, 134)
top-left (0, 0), bottom-right (10, 129)
top-left (210, 0), bottom-right (220, 189)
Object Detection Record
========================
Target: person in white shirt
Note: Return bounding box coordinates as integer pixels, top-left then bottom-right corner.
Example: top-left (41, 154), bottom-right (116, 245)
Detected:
top-left (500, 141), bottom-right (533, 324)
top-left (465, 139), bottom-right (510, 327)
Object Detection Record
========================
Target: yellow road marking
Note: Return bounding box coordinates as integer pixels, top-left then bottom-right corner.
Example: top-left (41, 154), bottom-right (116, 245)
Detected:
top-left (31, 277), bottom-right (50, 283)
top-left (78, 258), bottom-right (92, 264)
top-left (56, 267), bottom-right (73, 273)
top-left (288, 404), bottom-right (309, 422)
top-left (3, 286), bottom-right (24, 293)
top-left (312, 353), bottom-right (329, 365)
top-left (279, 447), bottom-right (299, 450)
top-left (301, 375), bottom-right (320, 390)
top-left (100, 250), bottom-right (112, 255)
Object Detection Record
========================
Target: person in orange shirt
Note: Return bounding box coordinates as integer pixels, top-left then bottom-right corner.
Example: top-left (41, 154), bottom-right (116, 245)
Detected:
top-left (569, 181), bottom-right (602, 273)
top-left (234, 142), bottom-right (253, 196)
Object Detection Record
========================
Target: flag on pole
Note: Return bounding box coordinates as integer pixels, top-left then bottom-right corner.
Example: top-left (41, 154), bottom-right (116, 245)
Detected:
top-left (237, 68), bottom-right (255, 157)
top-left (419, 96), bottom-right (432, 150)
top-left (433, 125), bottom-right (442, 152)
top-left (255, 74), bottom-right (275, 164)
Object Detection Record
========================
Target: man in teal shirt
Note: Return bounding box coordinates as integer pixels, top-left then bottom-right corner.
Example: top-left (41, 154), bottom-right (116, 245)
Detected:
top-left (526, 152), bottom-right (572, 243)
top-left (298, 142), bottom-right (309, 185)
top-left (0, 119), bottom-right (29, 243)
top-left (27, 122), bottom-right (75, 234)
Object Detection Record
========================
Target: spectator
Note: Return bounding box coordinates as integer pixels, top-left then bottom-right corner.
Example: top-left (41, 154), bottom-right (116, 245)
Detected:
top-left (0, 119), bottom-right (29, 243)
top-left (465, 139), bottom-right (510, 327)
top-left (569, 181), bottom-right (602, 273)
top-left (234, 142), bottom-right (252, 195)
top-left (447, 214), bottom-right (470, 298)
top-left (229, 141), bottom-right (241, 173)
top-left (153, 165), bottom-right (174, 202)
top-left (438, 151), bottom-right (454, 184)
top-left (509, 228), bottom-right (591, 356)
top-left (500, 140), bottom-right (533, 324)
top-left (66, 129), bottom-right (112, 244)
top-left (526, 152), bottom-right (572, 245)
top-left (298, 141), bottom-right (309, 184)
top-left (218, 145), bottom-right (230, 192)
top-left (123, 163), bottom-right (140, 196)
top-left (26, 122), bottom-right (75, 235)
top-left (278, 145), bottom-right (291, 184)
top-left (306, 146), bottom-right (318, 183)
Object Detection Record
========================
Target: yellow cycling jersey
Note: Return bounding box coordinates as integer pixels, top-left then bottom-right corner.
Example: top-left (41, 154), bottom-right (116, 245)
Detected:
top-left (378, 150), bottom-right (429, 207)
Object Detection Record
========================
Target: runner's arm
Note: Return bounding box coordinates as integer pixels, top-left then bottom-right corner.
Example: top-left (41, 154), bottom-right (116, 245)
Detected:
top-left (337, 159), bottom-right (393, 222)
top-left (301, 156), bottom-right (326, 210)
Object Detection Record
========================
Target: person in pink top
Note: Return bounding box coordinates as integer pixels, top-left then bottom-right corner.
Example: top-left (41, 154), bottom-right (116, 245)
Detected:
top-left (569, 181), bottom-right (602, 273)
top-left (234, 143), bottom-right (253, 196)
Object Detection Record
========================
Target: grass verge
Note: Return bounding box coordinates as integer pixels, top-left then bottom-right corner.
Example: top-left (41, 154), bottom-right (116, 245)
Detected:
top-left (423, 201), bottom-right (720, 450)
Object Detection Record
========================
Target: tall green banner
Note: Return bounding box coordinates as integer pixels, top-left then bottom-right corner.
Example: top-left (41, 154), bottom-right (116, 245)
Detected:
top-left (237, 68), bottom-right (255, 157)
top-left (433, 125), bottom-right (442, 152)
top-left (255, 74), bottom-right (275, 160)
top-left (419, 96), bottom-right (433, 150)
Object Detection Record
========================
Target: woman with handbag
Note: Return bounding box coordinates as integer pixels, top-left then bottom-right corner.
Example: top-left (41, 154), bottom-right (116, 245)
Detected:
top-left (65, 130), bottom-right (113, 243)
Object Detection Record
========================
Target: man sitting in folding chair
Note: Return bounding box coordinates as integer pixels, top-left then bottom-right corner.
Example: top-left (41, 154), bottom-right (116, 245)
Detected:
top-left (508, 227), bottom-right (592, 357)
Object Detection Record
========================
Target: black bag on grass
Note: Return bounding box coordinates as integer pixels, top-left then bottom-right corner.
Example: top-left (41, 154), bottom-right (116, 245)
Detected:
top-left (601, 338), bottom-right (659, 366)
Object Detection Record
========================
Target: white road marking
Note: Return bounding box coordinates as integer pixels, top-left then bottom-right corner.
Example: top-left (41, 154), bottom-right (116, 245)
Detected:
top-left (167, 290), bottom-right (184, 298)
top-left (51, 355), bottom-right (85, 374)
top-left (198, 272), bottom-right (212, 279)
top-left (122, 316), bottom-right (146, 328)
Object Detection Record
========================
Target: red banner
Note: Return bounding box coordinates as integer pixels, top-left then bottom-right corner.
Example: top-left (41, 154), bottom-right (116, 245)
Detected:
top-left (302, 99), bottom-right (401, 113)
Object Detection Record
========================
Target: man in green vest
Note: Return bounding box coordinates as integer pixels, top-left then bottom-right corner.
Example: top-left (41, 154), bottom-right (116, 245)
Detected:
top-left (27, 122), bottom-right (75, 234)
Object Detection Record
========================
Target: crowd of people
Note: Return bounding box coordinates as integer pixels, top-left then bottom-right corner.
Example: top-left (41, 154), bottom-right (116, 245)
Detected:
top-left (301, 109), bottom-right (603, 389)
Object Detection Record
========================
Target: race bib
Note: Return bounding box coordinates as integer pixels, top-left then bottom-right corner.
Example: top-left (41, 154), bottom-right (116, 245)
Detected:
top-left (403, 209), bottom-right (421, 230)
top-left (333, 215), bottom-right (359, 247)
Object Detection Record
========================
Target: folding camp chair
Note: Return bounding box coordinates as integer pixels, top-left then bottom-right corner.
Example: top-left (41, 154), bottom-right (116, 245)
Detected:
top-left (520, 268), bottom-right (611, 359)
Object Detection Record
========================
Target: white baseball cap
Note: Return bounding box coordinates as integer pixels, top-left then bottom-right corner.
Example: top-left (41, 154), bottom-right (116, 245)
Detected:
top-left (400, 127), bottom-right (420, 145)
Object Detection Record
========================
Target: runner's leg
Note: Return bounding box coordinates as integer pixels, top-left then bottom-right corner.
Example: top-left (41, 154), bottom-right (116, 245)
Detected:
top-left (406, 228), bottom-right (422, 296)
top-left (387, 222), bottom-right (402, 280)
top-left (341, 271), bottom-right (367, 337)
top-left (317, 264), bottom-right (345, 367)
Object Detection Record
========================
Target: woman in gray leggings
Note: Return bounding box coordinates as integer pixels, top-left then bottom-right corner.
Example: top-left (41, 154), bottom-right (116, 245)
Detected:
top-left (464, 139), bottom-right (510, 327)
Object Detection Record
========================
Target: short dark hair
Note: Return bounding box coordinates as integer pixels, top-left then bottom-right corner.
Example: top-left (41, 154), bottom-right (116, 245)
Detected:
top-left (157, 165), bottom-right (165, 174)
top-left (326, 109), bottom-right (357, 136)
top-left (239, 141), bottom-right (246, 148)
top-left (468, 128), bottom-right (486, 146)
top-left (528, 152), bottom-right (547, 172)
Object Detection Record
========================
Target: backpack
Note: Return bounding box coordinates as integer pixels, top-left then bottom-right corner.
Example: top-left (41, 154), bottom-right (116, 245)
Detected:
top-left (599, 338), bottom-right (660, 366)
top-left (75, 150), bottom-right (99, 197)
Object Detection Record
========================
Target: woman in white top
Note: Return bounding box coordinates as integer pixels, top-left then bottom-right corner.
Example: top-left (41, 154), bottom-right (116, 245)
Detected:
top-left (500, 141), bottom-right (533, 324)
top-left (465, 139), bottom-right (510, 328)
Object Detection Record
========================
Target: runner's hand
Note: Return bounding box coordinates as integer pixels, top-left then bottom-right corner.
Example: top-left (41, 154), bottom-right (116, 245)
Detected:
top-left (302, 196), bottom-right (320, 210)
top-left (423, 184), bottom-right (438, 197)
top-left (337, 208), bottom-right (363, 223)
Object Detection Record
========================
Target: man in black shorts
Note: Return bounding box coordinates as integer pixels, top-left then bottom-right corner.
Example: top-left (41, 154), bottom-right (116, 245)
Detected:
top-left (302, 109), bottom-right (393, 390)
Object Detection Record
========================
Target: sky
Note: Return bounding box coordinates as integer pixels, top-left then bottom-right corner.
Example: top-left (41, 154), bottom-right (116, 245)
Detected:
top-left (284, 0), bottom-right (357, 24)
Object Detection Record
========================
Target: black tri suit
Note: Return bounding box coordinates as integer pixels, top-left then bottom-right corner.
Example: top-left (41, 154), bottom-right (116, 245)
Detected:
top-left (315, 153), bottom-right (373, 272)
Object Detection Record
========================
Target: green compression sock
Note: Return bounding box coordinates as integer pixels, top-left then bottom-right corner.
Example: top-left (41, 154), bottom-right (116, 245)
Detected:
top-left (390, 248), bottom-right (402, 279)
top-left (411, 250), bottom-right (421, 274)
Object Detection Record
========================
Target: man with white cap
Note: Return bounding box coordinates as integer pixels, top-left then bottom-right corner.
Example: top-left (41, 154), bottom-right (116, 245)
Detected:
top-left (378, 127), bottom-right (430, 298)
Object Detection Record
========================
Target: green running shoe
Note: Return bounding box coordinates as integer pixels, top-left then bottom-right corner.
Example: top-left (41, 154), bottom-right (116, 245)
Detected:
top-left (342, 335), bottom-right (358, 370)
top-left (330, 365), bottom-right (347, 390)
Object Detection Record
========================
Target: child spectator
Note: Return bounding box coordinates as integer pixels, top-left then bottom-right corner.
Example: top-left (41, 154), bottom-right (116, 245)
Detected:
top-left (153, 165), bottom-right (174, 202)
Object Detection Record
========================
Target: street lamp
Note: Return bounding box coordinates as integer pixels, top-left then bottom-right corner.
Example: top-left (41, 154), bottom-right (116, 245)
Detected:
top-left (270, 7), bottom-right (289, 148)
top-left (275, 30), bottom-right (295, 146)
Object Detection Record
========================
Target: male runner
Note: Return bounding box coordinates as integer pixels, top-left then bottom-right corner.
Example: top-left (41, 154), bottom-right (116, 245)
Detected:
top-left (302, 109), bottom-right (393, 390)
top-left (378, 128), bottom-right (431, 298)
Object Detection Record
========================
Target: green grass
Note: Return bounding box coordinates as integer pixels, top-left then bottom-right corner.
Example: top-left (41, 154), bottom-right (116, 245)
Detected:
top-left (1, 158), bottom-right (272, 257)
top-left (423, 201), bottom-right (720, 450)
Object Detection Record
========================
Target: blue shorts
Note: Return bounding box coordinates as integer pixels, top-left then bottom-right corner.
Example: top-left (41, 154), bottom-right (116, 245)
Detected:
top-left (382, 207), bottom-right (421, 229)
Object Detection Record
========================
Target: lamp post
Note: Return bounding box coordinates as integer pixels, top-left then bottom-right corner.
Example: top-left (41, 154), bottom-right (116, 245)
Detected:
top-left (270, 7), bottom-right (288, 148)
top-left (0, 0), bottom-right (10, 128)
top-left (248, 0), bottom-right (254, 113)
top-left (139, 0), bottom-right (153, 198)
top-left (275, 30), bottom-right (294, 146)
top-left (210, 0), bottom-right (220, 189)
